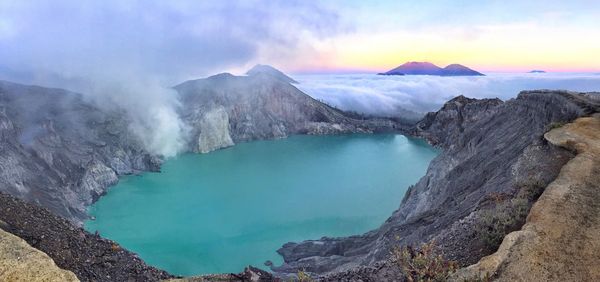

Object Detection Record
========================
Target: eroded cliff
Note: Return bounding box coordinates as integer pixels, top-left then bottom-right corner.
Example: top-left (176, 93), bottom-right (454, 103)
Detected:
top-left (452, 114), bottom-right (600, 281)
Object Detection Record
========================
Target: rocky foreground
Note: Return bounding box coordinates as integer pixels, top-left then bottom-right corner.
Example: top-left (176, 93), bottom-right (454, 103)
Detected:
top-left (0, 192), bottom-right (172, 281)
top-left (0, 227), bottom-right (78, 281)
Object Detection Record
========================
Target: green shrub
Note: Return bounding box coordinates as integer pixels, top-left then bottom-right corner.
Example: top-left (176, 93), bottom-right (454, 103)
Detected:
top-left (475, 179), bottom-right (548, 251)
top-left (392, 241), bottom-right (458, 282)
top-left (517, 179), bottom-right (546, 201)
top-left (475, 198), bottom-right (529, 250)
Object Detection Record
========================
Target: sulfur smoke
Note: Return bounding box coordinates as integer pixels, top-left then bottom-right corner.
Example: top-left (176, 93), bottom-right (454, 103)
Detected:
top-left (0, 1), bottom-right (344, 157)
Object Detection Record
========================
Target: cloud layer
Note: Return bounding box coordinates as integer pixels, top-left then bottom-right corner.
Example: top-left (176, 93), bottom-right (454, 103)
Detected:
top-left (293, 73), bottom-right (600, 116)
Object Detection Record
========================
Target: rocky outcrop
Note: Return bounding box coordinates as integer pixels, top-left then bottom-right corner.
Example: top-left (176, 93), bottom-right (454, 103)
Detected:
top-left (273, 90), bottom-right (600, 278)
top-left (0, 192), bottom-right (173, 282)
top-left (175, 70), bottom-right (406, 153)
top-left (0, 80), bottom-right (160, 223)
top-left (413, 95), bottom-right (503, 148)
top-left (0, 227), bottom-right (79, 282)
top-left (452, 114), bottom-right (600, 281)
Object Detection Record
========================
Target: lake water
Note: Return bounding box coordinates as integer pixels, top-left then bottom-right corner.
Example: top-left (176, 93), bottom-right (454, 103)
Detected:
top-left (85, 134), bottom-right (438, 276)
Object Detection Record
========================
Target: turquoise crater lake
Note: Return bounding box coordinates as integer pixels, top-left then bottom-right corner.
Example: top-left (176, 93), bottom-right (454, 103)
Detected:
top-left (85, 134), bottom-right (438, 276)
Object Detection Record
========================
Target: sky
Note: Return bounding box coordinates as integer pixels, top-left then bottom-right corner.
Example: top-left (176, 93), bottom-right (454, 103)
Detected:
top-left (308, 1), bottom-right (600, 73)
top-left (1, 0), bottom-right (599, 85)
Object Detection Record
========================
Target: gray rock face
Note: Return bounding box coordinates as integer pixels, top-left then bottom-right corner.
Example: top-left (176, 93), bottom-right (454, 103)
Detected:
top-left (273, 90), bottom-right (600, 277)
top-left (196, 107), bottom-right (235, 153)
top-left (0, 81), bottom-right (159, 223)
top-left (175, 71), bottom-right (406, 153)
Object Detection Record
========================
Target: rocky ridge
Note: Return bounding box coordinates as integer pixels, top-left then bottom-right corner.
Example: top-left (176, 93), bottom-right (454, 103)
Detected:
top-left (273, 90), bottom-right (600, 279)
top-left (452, 113), bottom-right (600, 281)
top-left (175, 70), bottom-right (404, 153)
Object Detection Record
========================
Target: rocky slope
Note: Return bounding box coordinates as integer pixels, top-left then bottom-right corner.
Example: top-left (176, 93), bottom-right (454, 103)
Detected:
top-left (0, 80), bottom-right (159, 223)
top-left (273, 90), bottom-right (600, 278)
top-left (452, 113), bottom-right (600, 281)
top-left (175, 70), bottom-right (404, 153)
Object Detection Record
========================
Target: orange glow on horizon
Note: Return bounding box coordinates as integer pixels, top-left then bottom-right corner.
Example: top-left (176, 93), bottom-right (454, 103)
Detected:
top-left (283, 25), bottom-right (600, 74)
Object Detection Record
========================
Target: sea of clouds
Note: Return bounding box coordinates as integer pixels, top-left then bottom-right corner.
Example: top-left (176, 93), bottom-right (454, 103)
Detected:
top-left (292, 73), bottom-right (600, 117)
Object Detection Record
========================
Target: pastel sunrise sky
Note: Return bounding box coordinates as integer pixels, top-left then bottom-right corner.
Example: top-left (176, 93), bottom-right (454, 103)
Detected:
top-left (1, 0), bottom-right (599, 86)
top-left (296, 0), bottom-right (600, 73)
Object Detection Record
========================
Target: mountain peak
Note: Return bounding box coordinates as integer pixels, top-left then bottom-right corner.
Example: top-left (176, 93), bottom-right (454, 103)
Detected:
top-left (441, 64), bottom-right (484, 76)
top-left (386, 62), bottom-right (443, 75)
top-left (379, 61), bottom-right (484, 76)
top-left (246, 64), bottom-right (298, 84)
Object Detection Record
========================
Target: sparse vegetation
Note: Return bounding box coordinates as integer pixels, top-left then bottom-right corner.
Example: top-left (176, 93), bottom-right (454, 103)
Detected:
top-left (517, 179), bottom-right (546, 201)
top-left (391, 241), bottom-right (458, 282)
top-left (475, 179), bottom-right (547, 251)
top-left (461, 273), bottom-right (493, 282)
top-left (296, 270), bottom-right (314, 282)
top-left (475, 197), bottom-right (529, 249)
